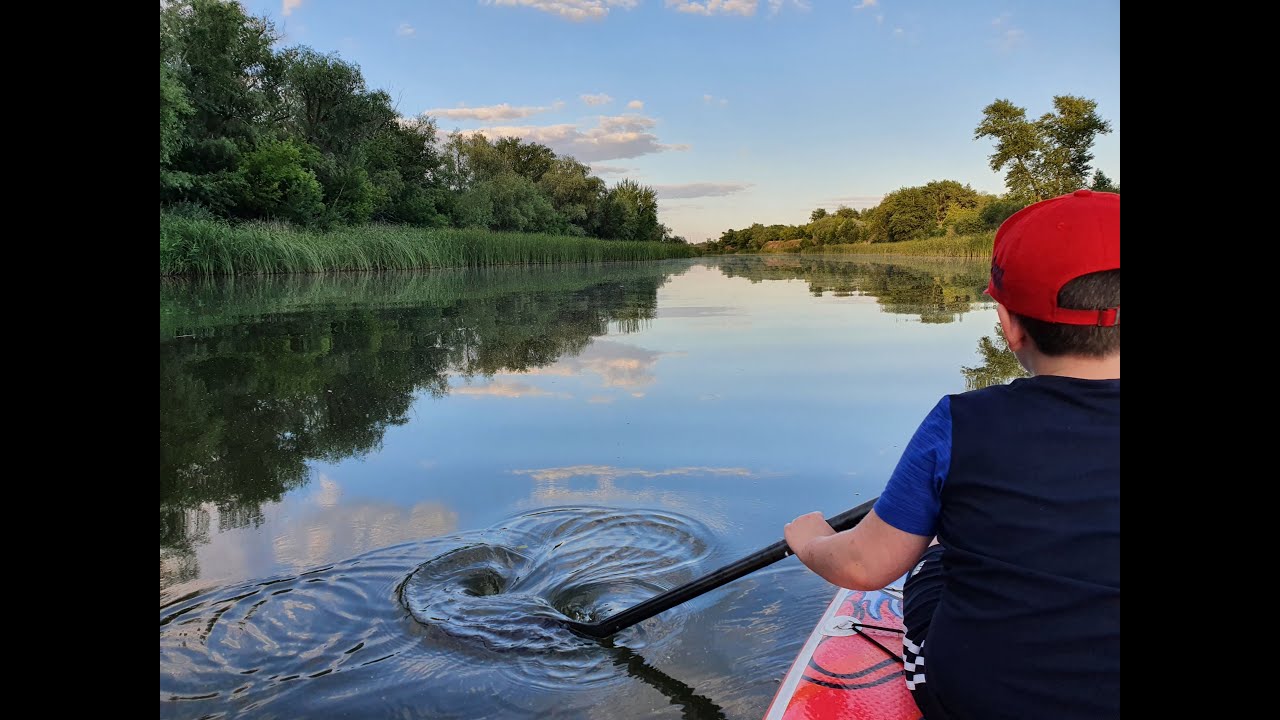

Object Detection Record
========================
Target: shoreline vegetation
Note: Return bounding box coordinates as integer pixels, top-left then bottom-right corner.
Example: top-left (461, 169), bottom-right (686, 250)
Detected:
top-left (161, 213), bottom-right (695, 276)
top-left (159, 0), bottom-right (1117, 274)
top-left (160, 1), bottom-right (689, 278)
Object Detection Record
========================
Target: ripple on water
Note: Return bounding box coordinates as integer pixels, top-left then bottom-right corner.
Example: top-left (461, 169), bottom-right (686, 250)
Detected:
top-left (160, 507), bottom-right (717, 717)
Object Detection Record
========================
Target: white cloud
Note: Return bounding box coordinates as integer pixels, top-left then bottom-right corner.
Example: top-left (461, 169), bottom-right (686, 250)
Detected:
top-left (282, 0), bottom-right (304, 16)
top-left (580, 92), bottom-right (614, 106)
top-left (485, 0), bottom-right (639, 21)
top-left (590, 164), bottom-right (630, 176)
top-left (854, 0), bottom-right (877, 9)
top-left (893, 26), bottom-right (904, 36)
top-left (702, 93), bottom-right (729, 106)
top-left (654, 182), bottom-right (752, 199)
top-left (875, 13), bottom-right (884, 24)
top-left (667, 0), bottom-right (758, 16)
top-left (461, 114), bottom-right (689, 162)
top-left (627, 99), bottom-right (644, 109)
top-left (425, 102), bottom-right (562, 121)
top-left (397, 22), bottom-right (416, 36)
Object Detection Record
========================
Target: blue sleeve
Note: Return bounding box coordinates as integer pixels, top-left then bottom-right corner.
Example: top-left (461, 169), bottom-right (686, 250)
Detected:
top-left (872, 396), bottom-right (951, 537)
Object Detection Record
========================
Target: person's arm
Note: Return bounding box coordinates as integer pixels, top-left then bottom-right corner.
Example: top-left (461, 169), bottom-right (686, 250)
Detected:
top-left (785, 510), bottom-right (929, 589)
top-left (785, 396), bottom-right (951, 589)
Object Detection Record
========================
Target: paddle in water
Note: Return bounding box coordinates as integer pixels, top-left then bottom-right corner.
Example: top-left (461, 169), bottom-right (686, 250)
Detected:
top-left (564, 497), bottom-right (878, 639)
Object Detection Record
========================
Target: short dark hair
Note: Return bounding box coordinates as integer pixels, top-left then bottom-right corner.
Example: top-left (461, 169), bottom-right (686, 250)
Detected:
top-left (1014, 270), bottom-right (1120, 357)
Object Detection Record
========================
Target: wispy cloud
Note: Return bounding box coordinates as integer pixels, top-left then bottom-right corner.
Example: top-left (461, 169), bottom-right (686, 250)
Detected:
top-left (854, 0), bottom-right (877, 9)
top-left (461, 114), bottom-right (689, 162)
top-left (590, 164), bottom-right (631, 176)
top-left (992, 14), bottom-right (1025, 51)
top-left (654, 182), bottom-right (753, 199)
top-left (425, 101), bottom-right (564, 121)
top-left (893, 27), bottom-right (904, 37)
top-left (627, 99), bottom-right (644, 109)
top-left (485, 0), bottom-right (639, 21)
top-left (581, 92), bottom-right (614, 106)
top-left (667, 0), bottom-right (759, 16)
top-left (397, 22), bottom-right (416, 37)
top-left (282, 0), bottom-right (304, 16)
top-left (702, 93), bottom-right (729, 106)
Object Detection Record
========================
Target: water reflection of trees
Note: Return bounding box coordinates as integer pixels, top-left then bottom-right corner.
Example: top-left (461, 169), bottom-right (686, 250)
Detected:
top-left (961, 324), bottom-right (1030, 390)
top-left (159, 264), bottom-right (686, 584)
top-left (711, 256), bottom-right (991, 323)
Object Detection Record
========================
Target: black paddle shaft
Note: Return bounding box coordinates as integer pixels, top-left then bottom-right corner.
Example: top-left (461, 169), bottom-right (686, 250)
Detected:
top-left (564, 497), bottom-right (878, 639)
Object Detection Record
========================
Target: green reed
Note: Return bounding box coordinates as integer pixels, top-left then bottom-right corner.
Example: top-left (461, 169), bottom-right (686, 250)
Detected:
top-left (160, 214), bottom-right (697, 276)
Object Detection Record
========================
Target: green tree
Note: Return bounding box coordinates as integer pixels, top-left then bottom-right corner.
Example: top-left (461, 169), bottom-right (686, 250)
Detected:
top-left (1090, 169), bottom-right (1120, 193)
top-left (975, 96), bottom-right (1112, 203)
top-left (810, 208), bottom-right (828, 221)
top-left (598, 180), bottom-right (662, 242)
top-left (868, 186), bottom-right (935, 242)
top-left (237, 138), bottom-right (324, 223)
top-left (538, 156), bottom-right (606, 232)
top-left (920, 180), bottom-right (980, 227)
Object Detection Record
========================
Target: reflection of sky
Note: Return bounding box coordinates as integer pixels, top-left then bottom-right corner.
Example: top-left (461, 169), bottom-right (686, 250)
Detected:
top-left (450, 340), bottom-right (675, 402)
top-left (172, 259), bottom-right (997, 591)
top-left (161, 474), bottom-right (458, 600)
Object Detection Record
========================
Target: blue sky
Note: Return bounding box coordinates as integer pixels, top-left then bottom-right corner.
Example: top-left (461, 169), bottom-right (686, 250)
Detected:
top-left (246, 0), bottom-right (1120, 242)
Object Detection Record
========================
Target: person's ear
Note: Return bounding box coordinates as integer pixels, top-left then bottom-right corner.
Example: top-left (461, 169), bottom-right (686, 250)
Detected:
top-left (996, 304), bottom-right (1028, 352)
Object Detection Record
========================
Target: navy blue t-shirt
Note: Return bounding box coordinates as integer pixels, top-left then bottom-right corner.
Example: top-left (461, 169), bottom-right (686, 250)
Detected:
top-left (874, 375), bottom-right (1120, 719)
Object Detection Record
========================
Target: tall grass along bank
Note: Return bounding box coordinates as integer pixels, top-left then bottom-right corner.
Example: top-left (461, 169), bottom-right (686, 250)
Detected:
top-left (160, 214), bottom-right (696, 276)
top-left (816, 232), bottom-right (995, 258)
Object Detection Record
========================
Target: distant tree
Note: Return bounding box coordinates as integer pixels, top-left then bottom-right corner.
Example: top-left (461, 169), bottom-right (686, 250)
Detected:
top-left (975, 95), bottom-right (1112, 203)
top-left (494, 137), bottom-right (557, 183)
top-left (1089, 169), bottom-right (1120, 193)
top-left (810, 208), bottom-right (828, 221)
top-left (920, 180), bottom-right (980, 226)
top-left (539, 156), bottom-right (605, 231)
top-left (868, 186), bottom-right (935, 242)
top-left (980, 198), bottom-right (1026, 228)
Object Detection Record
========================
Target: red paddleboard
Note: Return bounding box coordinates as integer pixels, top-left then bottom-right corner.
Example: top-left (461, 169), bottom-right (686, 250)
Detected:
top-left (763, 580), bottom-right (920, 719)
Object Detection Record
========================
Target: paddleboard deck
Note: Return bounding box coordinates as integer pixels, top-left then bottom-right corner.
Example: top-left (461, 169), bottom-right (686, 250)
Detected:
top-left (764, 580), bottom-right (920, 719)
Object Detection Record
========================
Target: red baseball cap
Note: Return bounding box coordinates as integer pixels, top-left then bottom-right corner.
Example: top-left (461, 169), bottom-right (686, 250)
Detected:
top-left (986, 189), bottom-right (1120, 326)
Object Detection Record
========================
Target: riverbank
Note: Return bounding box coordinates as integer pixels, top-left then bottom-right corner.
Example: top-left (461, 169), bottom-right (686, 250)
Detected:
top-left (160, 214), bottom-right (697, 276)
top-left (791, 232), bottom-right (994, 258)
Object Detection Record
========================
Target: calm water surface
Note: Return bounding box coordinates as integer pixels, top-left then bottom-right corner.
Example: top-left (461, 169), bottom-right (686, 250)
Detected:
top-left (159, 255), bottom-right (1020, 719)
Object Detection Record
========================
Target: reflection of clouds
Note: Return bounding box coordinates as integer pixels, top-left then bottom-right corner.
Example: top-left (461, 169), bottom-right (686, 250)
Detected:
top-left (314, 475), bottom-right (342, 508)
top-left (512, 465), bottom-right (752, 532)
top-left (162, 480), bottom-right (459, 601)
top-left (521, 340), bottom-right (674, 390)
top-left (270, 499), bottom-right (458, 569)
top-left (451, 380), bottom-right (572, 399)
top-left (656, 306), bottom-right (736, 318)
top-left (514, 464), bottom-right (754, 483)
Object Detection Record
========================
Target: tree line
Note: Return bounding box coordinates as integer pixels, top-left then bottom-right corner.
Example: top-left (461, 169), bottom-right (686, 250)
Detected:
top-left (159, 0), bottom-right (682, 243)
top-left (700, 95), bottom-right (1117, 254)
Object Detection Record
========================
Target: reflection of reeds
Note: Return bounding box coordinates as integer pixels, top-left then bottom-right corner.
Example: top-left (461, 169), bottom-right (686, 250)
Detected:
top-left (160, 261), bottom-right (688, 340)
top-left (160, 213), bottom-right (697, 276)
top-left (818, 231), bottom-right (995, 258)
top-left (710, 255), bottom-right (993, 324)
